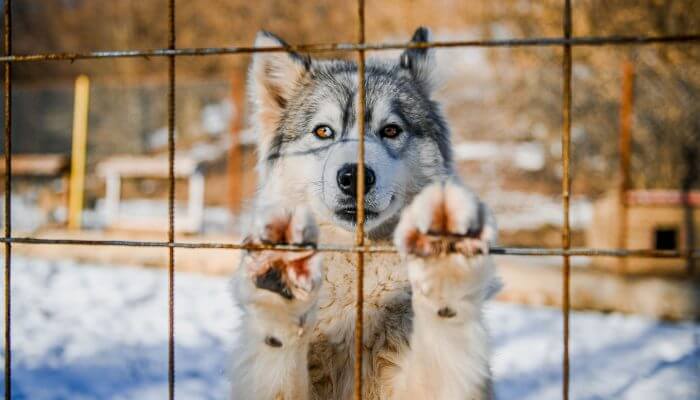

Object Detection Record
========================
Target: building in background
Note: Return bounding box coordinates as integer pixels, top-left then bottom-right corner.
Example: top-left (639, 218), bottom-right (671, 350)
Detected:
top-left (587, 190), bottom-right (700, 274)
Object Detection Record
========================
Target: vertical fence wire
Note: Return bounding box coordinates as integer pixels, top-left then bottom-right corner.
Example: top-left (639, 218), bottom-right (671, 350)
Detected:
top-left (617, 61), bottom-right (634, 274)
top-left (167, 0), bottom-right (176, 398)
top-left (561, 1), bottom-right (573, 399)
top-left (0, 3), bottom-right (696, 400)
top-left (2, 0), bottom-right (10, 398)
top-left (353, 1), bottom-right (367, 399)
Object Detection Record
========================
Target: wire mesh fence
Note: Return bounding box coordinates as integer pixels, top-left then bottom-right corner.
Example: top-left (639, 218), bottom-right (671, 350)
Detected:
top-left (1, 81), bottom-right (233, 156)
top-left (2, 0), bottom-right (699, 399)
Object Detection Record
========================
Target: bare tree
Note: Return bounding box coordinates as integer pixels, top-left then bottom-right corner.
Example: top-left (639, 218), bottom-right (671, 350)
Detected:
top-left (480, 0), bottom-right (700, 192)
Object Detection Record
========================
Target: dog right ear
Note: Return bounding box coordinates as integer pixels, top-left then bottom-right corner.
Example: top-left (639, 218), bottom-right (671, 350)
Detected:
top-left (248, 31), bottom-right (311, 157)
top-left (399, 27), bottom-right (436, 93)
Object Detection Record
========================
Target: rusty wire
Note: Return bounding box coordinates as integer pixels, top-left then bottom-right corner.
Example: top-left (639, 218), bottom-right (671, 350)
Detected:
top-left (617, 62), bottom-right (635, 274)
top-left (353, 0), bottom-right (367, 398)
top-left (167, 0), bottom-right (176, 398)
top-left (0, 3), bottom-right (698, 400)
top-left (561, 1), bottom-right (573, 398)
top-left (2, 0), bottom-right (11, 399)
top-left (0, 35), bottom-right (698, 63)
top-left (2, 236), bottom-right (699, 258)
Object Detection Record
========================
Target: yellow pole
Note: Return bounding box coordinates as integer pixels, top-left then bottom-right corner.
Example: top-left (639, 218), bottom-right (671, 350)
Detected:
top-left (68, 75), bottom-right (90, 230)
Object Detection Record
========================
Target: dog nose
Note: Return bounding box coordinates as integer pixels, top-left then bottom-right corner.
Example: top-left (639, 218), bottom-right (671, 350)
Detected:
top-left (336, 164), bottom-right (375, 197)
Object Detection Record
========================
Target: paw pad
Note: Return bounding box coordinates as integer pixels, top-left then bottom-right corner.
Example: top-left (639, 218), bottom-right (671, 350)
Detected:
top-left (264, 335), bottom-right (283, 348)
top-left (255, 264), bottom-right (294, 300)
top-left (437, 307), bottom-right (457, 318)
top-left (243, 206), bottom-right (322, 301)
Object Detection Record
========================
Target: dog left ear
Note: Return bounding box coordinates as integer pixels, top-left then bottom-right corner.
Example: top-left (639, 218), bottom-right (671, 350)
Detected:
top-left (399, 27), bottom-right (436, 92)
top-left (248, 31), bottom-right (311, 162)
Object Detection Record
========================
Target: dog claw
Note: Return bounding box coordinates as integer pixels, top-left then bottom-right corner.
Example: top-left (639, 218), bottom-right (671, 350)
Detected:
top-left (394, 180), bottom-right (492, 259)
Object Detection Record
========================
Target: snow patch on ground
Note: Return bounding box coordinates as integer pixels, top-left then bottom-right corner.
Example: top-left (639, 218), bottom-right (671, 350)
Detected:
top-left (486, 191), bottom-right (593, 231)
top-left (0, 257), bottom-right (697, 399)
top-left (454, 141), bottom-right (546, 171)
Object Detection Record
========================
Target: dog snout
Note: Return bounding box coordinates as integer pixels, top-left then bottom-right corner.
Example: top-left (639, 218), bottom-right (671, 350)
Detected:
top-left (336, 163), bottom-right (376, 198)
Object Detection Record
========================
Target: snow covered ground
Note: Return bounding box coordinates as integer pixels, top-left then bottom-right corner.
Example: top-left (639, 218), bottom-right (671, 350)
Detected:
top-left (484, 191), bottom-right (593, 232)
top-left (0, 257), bottom-right (697, 399)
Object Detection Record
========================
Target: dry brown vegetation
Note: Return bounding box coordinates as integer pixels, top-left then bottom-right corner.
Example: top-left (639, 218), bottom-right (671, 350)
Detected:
top-left (9, 0), bottom-right (700, 193)
top-left (484, 0), bottom-right (700, 193)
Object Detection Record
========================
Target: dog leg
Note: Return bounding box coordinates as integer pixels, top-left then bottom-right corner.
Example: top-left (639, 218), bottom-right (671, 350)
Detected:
top-left (230, 207), bottom-right (322, 400)
top-left (390, 179), bottom-right (498, 400)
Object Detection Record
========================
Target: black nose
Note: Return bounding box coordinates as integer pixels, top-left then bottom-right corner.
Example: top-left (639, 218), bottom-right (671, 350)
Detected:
top-left (336, 164), bottom-right (376, 197)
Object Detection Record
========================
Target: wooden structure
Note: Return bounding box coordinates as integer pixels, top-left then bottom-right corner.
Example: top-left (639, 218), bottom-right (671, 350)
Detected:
top-left (68, 75), bottom-right (90, 230)
top-left (587, 190), bottom-right (700, 274)
top-left (96, 155), bottom-right (205, 233)
top-left (0, 154), bottom-right (71, 229)
top-left (0, 154), bottom-right (69, 177)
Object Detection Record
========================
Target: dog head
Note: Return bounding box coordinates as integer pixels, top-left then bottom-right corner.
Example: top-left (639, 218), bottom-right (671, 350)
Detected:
top-left (248, 27), bottom-right (452, 239)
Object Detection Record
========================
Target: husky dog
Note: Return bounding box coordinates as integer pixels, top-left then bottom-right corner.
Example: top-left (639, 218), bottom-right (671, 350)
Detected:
top-left (230, 27), bottom-right (499, 400)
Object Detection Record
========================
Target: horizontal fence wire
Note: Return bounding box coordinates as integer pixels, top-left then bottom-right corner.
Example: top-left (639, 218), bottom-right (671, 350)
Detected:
top-left (0, 34), bottom-right (698, 62)
top-left (1, 237), bottom-right (698, 258)
top-left (2, 4), bottom-right (700, 400)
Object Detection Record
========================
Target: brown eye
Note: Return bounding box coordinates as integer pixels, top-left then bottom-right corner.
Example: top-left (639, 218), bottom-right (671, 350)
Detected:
top-left (314, 125), bottom-right (334, 139)
top-left (381, 124), bottom-right (402, 139)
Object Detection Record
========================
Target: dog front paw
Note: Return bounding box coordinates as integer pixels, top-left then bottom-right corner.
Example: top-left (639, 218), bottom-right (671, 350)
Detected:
top-left (242, 206), bottom-right (322, 303)
top-left (394, 180), bottom-right (497, 317)
top-left (394, 180), bottom-right (495, 258)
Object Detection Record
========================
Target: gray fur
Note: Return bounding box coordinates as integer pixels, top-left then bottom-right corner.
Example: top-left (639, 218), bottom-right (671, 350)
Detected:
top-left (233, 27), bottom-right (498, 400)
top-left (265, 56), bottom-right (452, 169)
top-left (252, 28), bottom-right (453, 238)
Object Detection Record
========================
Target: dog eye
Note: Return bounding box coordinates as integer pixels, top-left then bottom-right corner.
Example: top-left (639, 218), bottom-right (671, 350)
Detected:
top-left (313, 125), bottom-right (334, 139)
top-left (381, 124), bottom-right (402, 139)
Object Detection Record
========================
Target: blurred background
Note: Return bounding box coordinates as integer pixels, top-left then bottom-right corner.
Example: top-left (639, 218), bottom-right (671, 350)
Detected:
top-left (0, 1), bottom-right (698, 399)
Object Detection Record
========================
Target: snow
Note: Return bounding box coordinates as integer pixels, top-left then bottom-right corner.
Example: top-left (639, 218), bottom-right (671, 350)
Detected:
top-left (485, 191), bottom-right (593, 231)
top-left (454, 141), bottom-right (546, 172)
top-left (1, 257), bottom-right (698, 399)
top-left (454, 142), bottom-right (502, 161)
top-left (201, 100), bottom-right (234, 137)
top-left (512, 142), bottom-right (546, 171)
top-left (0, 196), bottom-right (53, 233)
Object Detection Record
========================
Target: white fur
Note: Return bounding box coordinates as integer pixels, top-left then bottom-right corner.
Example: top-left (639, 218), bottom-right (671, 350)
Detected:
top-left (230, 182), bottom-right (498, 399)
top-left (230, 30), bottom-right (498, 400)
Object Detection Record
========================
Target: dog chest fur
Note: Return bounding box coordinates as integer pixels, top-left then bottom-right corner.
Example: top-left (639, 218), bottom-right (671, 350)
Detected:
top-left (303, 226), bottom-right (491, 400)
top-left (230, 27), bottom-right (496, 400)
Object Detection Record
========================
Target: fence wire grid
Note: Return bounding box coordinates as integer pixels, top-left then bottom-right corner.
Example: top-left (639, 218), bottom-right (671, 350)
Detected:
top-left (3, 1), bottom-right (700, 400)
